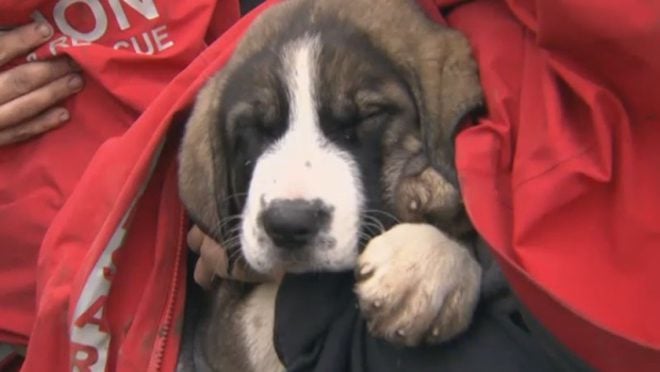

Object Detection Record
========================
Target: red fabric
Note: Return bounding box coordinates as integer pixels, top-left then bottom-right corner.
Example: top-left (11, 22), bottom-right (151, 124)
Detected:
top-left (206, 0), bottom-right (242, 42)
top-left (0, 0), bottom-right (245, 370)
top-left (443, 0), bottom-right (660, 370)
top-left (2, 0), bottom-right (658, 370)
top-left (0, 0), bottom-right (225, 346)
top-left (14, 2), bottom-right (274, 371)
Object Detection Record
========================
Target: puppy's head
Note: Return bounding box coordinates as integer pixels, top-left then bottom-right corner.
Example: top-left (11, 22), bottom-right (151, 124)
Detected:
top-left (179, 0), bottom-right (482, 275)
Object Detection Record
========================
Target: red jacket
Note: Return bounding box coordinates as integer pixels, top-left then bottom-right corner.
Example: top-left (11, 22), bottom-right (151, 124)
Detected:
top-left (0, 0), bottom-right (243, 369)
top-left (0, 0), bottom-right (657, 371)
top-left (449, 1), bottom-right (660, 370)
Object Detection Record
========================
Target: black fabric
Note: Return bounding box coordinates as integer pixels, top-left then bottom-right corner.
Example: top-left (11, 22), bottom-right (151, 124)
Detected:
top-left (274, 271), bottom-right (561, 372)
top-left (240, 0), bottom-right (265, 15)
top-left (177, 251), bottom-right (205, 372)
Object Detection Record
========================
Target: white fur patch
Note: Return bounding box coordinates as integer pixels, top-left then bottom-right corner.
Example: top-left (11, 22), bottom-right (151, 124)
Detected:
top-left (241, 35), bottom-right (364, 274)
top-left (239, 283), bottom-right (285, 372)
top-left (355, 223), bottom-right (481, 346)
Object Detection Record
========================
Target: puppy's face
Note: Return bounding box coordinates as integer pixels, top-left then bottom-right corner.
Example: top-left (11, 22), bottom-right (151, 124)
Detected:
top-left (223, 32), bottom-right (417, 274)
top-left (178, 0), bottom-right (483, 277)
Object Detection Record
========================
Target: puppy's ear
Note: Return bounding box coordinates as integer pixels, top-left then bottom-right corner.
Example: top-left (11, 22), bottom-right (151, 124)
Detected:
top-left (414, 29), bottom-right (483, 187)
top-left (178, 75), bottom-right (229, 242)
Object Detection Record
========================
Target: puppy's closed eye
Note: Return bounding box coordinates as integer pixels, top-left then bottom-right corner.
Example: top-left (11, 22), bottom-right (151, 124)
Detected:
top-left (229, 103), bottom-right (284, 141)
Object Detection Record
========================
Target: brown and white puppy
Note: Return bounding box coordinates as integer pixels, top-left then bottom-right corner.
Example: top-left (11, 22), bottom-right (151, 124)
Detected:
top-left (178, 0), bottom-right (484, 370)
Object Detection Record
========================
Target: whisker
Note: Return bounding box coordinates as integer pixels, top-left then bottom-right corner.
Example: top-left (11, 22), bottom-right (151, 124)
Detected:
top-left (224, 224), bottom-right (243, 235)
top-left (364, 209), bottom-right (400, 224)
top-left (221, 235), bottom-right (242, 247)
top-left (362, 215), bottom-right (386, 233)
top-left (215, 224), bottom-right (242, 242)
top-left (217, 192), bottom-right (248, 206)
top-left (357, 234), bottom-right (371, 242)
top-left (208, 193), bottom-right (248, 220)
top-left (358, 231), bottom-right (377, 241)
top-left (217, 215), bottom-right (243, 233)
top-left (227, 247), bottom-right (244, 261)
top-left (362, 213), bottom-right (384, 224)
top-left (361, 222), bottom-right (384, 235)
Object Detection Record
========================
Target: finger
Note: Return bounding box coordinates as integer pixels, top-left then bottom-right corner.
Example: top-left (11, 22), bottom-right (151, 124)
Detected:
top-left (0, 59), bottom-right (77, 104)
top-left (199, 235), bottom-right (228, 275)
top-left (195, 237), bottom-right (229, 289)
top-left (0, 73), bottom-right (83, 129)
top-left (0, 106), bottom-right (68, 146)
top-left (0, 22), bottom-right (53, 66)
top-left (193, 258), bottom-right (216, 290)
top-left (199, 237), bottom-right (269, 283)
top-left (190, 226), bottom-right (272, 283)
top-left (187, 225), bottom-right (205, 253)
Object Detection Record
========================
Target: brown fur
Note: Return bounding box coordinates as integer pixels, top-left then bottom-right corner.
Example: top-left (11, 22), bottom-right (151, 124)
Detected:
top-left (192, 282), bottom-right (256, 371)
top-left (179, 0), bottom-right (482, 240)
top-left (383, 132), bottom-right (473, 237)
top-left (178, 0), bottom-right (483, 370)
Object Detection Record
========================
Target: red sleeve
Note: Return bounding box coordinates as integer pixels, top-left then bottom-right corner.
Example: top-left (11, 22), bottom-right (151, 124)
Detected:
top-left (205, 0), bottom-right (242, 43)
top-left (17, 2), bottom-right (277, 371)
top-left (447, 0), bottom-right (660, 370)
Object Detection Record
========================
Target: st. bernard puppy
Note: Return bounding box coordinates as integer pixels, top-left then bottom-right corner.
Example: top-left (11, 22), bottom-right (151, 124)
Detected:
top-left (178, 0), bottom-right (484, 370)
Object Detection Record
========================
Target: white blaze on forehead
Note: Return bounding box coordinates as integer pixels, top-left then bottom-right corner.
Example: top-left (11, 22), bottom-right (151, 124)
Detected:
top-left (286, 35), bottom-right (321, 139)
top-left (240, 35), bottom-right (364, 273)
top-left (263, 35), bottom-right (327, 195)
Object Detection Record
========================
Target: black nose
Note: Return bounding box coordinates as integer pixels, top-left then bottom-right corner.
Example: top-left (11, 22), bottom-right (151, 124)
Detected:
top-left (260, 199), bottom-right (330, 250)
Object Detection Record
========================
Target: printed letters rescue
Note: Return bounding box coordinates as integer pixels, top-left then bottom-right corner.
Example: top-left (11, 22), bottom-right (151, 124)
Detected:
top-left (28, 0), bottom-right (174, 59)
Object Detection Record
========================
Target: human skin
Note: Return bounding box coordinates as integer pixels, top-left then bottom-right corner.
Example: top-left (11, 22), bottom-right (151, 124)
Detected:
top-left (0, 22), bottom-right (83, 146)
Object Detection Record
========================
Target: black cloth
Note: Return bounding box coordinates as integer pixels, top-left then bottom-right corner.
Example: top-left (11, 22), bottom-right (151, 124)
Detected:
top-left (274, 271), bottom-right (563, 372)
top-left (240, 0), bottom-right (265, 15)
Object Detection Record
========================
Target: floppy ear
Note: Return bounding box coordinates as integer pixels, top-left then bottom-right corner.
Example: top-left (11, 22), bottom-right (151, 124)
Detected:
top-left (178, 75), bottom-right (230, 242)
top-left (414, 29), bottom-right (483, 187)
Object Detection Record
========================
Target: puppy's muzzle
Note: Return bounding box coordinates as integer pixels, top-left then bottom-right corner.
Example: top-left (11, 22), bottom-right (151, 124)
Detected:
top-left (260, 199), bottom-right (331, 250)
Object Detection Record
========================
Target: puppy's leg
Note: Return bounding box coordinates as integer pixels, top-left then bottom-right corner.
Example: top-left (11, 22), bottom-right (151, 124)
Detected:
top-left (196, 282), bottom-right (284, 372)
top-left (355, 223), bottom-right (481, 346)
top-left (239, 283), bottom-right (285, 372)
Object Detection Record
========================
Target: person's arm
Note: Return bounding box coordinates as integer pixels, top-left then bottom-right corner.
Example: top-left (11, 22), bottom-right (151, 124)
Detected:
top-left (0, 22), bottom-right (83, 146)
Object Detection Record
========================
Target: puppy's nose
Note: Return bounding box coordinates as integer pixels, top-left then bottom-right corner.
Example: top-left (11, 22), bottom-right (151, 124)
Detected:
top-left (261, 199), bottom-right (330, 250)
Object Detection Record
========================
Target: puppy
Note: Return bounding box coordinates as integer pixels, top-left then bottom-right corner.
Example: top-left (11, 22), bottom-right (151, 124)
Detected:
top-left (178, 0), bottom-right (484, 370)
top-left (383, 132), bottom-right (474, 237)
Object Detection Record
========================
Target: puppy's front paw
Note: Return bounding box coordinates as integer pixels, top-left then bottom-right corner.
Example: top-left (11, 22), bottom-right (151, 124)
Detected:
top-left (355, 223), bottom-right (481, 346)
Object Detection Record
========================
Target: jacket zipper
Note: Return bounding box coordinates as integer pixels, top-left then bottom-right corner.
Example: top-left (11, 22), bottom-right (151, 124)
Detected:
top-left (151, 207), bottom-right (186, 372)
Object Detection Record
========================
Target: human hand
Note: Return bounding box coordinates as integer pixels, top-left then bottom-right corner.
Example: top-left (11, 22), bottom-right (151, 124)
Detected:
top-left (187, 225), bottom-right (271, 289)
top-left (0, 22), bottom-right (84, 146)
